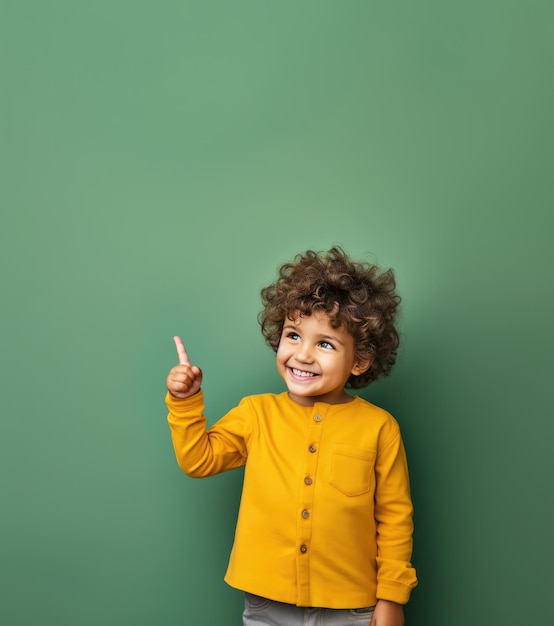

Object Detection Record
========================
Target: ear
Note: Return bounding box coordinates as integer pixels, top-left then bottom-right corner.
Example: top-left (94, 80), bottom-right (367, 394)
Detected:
top-left (351, 358), bottom-right (372, 376)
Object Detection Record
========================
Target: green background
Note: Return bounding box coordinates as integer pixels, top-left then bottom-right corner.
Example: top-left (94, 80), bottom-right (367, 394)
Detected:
top-left (1, 1), bottom-right (552, 624)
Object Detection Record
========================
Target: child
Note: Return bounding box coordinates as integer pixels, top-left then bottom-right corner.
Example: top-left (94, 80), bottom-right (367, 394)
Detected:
top-left (166, 247), bottom-right (417, 626)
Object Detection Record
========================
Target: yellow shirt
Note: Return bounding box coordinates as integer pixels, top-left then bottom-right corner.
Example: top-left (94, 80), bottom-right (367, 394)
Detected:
top-left (166, 390), bottom-right (417, 608)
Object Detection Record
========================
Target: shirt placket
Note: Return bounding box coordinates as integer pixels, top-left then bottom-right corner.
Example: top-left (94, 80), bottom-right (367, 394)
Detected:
top-left (296, 404), bottom-right (327, 606)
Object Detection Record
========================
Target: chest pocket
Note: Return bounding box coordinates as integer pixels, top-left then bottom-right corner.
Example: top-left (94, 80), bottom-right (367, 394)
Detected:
top-left (329, 445), bottom-right (376, 496)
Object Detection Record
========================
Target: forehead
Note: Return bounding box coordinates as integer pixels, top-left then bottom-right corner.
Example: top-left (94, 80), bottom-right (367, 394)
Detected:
top-left (286, 311), bottom-right (350, 336)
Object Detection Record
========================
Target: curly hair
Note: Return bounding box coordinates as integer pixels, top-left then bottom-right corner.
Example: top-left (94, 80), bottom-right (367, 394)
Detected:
top-left (259, 247), bottom-right (401, 388)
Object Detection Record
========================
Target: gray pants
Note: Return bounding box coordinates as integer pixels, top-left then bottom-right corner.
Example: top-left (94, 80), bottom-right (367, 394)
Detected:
top-left (243, 593), bottom-right (375, 626)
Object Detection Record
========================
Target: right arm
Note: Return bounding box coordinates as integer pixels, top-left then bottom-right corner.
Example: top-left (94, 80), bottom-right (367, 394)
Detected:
top-left (166, 336), bottom-right (248, 477)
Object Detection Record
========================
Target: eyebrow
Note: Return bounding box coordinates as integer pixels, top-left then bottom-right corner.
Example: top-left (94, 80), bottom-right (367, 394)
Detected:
top-left (282, 325), bottom-right (346, 347)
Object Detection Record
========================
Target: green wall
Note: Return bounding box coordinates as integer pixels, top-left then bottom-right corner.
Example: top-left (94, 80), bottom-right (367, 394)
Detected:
top-left (1, 2), bottom-right (552, 624)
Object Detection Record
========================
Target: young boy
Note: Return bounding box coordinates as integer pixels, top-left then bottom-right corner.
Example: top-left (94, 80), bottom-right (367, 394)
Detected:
top-left (166, 247), bottom-right (417, 626)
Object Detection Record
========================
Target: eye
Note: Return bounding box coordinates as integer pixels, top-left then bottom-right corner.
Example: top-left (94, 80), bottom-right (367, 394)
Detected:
top-left (319, 341), bottom-right (335, 350)
top-left (287, 332), bottom-right (300, 341)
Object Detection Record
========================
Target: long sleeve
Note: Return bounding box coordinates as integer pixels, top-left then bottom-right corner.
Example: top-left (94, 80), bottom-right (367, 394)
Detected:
top-left (373, 424), bottom-right (418, 603)
top-left (166, 391), bottom-right (249, 477)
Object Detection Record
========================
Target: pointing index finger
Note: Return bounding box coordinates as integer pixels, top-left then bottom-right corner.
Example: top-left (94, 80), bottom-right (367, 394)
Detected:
top-left (173, 336), bottom-right (190, 365)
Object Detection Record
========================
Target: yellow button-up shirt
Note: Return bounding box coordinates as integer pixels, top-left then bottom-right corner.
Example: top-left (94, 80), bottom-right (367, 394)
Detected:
top-left (166, 390), bottom-right (417, 608)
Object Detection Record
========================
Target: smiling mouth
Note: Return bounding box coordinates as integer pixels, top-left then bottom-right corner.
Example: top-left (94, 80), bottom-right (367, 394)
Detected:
top-left (290, 367), bottom-right (318, 378)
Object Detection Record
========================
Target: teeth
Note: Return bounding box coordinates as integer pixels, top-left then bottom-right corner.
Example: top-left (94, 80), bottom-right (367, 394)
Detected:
top-left (292, 368), bottom-right (316, 377)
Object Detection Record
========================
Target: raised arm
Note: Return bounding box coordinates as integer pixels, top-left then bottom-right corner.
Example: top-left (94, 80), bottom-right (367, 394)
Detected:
top-left (165, 337), bottom-right (249, 477)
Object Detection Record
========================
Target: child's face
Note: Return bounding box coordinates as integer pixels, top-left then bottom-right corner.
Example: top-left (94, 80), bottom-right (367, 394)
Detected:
top-left (276, 311), bottom-right (363, 406)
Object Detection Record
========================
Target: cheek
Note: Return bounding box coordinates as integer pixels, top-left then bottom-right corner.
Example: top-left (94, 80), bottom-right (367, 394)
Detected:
top-left (275, 344), bottom-right (287, 363)
top-left (275, 349), bottom-right (289, 377)
top-left (332, 356), bottom-right (354, 376)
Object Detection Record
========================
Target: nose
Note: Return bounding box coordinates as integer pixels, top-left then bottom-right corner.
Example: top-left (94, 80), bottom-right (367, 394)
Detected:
top-left (295, 342), bottom-right (314, 363)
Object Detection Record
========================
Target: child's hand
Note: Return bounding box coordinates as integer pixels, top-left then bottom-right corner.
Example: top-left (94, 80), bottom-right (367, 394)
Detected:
top-left (166, 336), bottom-right (203, 399)
top-left (370, 600), bottom-right (404, 626)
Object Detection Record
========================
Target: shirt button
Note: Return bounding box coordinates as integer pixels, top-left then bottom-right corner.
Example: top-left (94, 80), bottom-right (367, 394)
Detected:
top-left (301, 510), bottom-right (310, 519)
top-left (304, 476), bottom-right (313, 485)
top-left (308, 445), bottom-right (317, 453)
top-left (314, 414), bottom-right (322, 422)
top-left (300, 544), bottom-right (308, 553)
